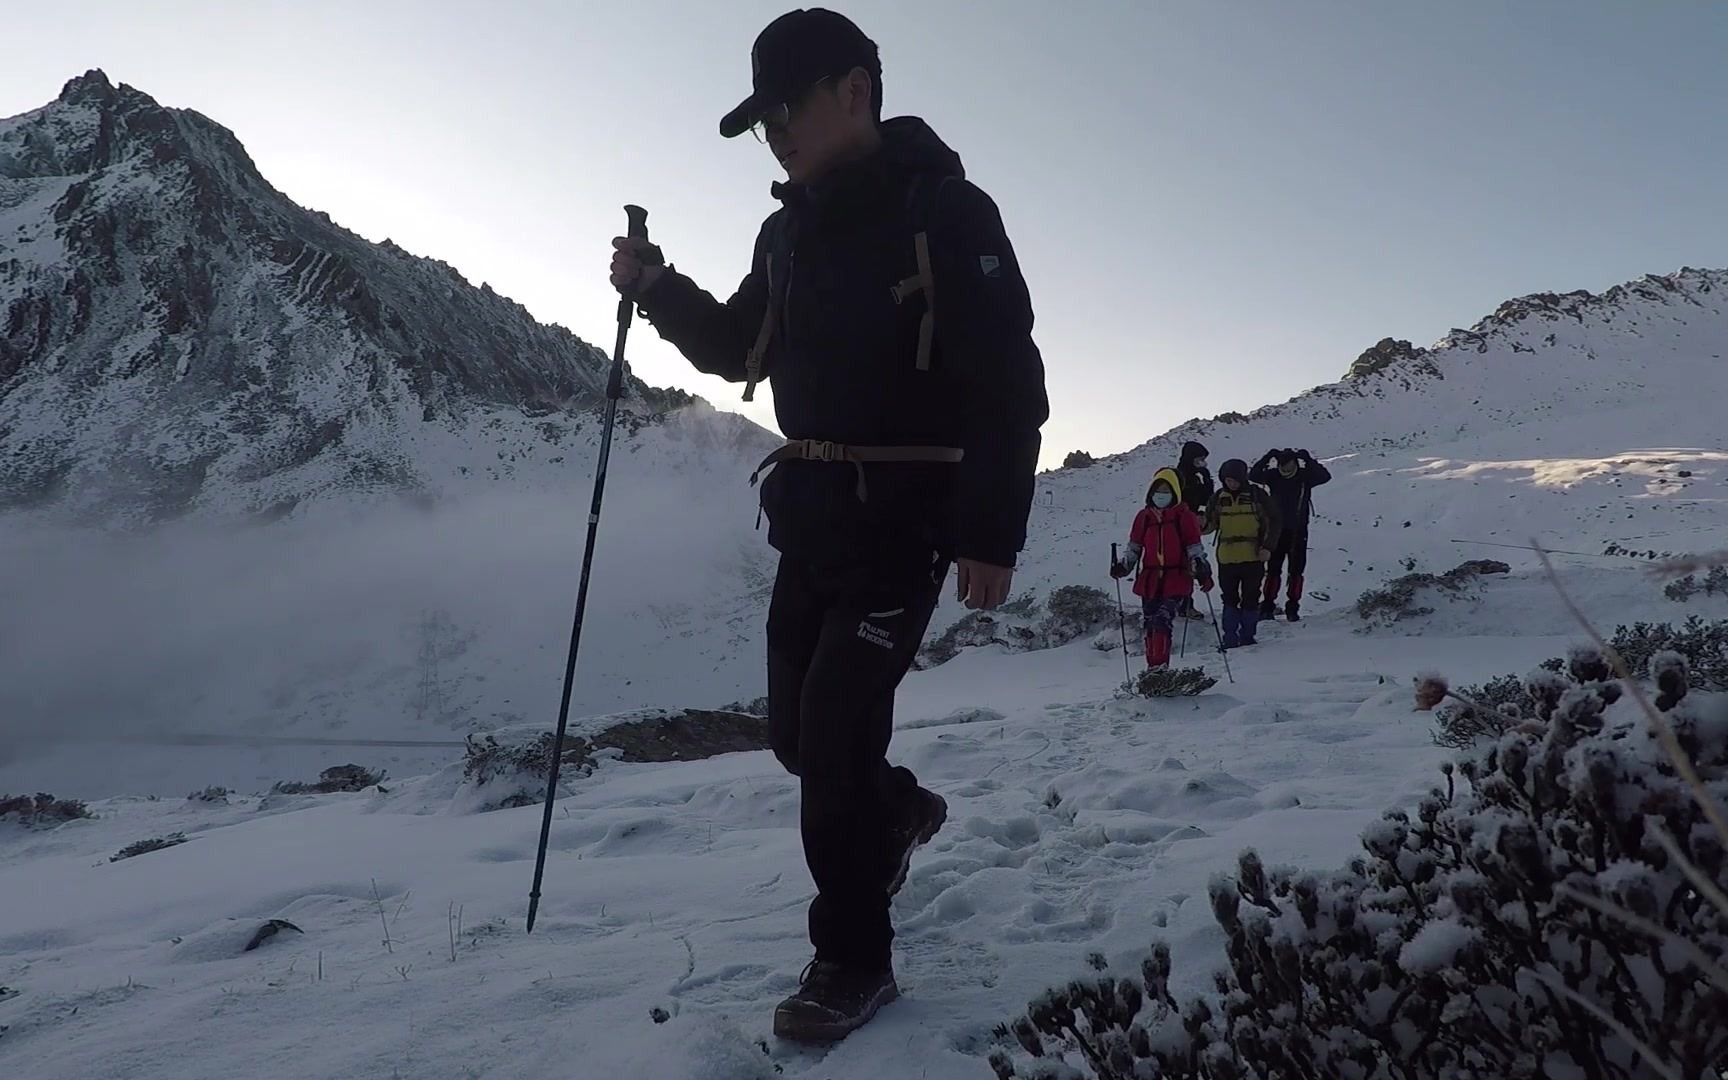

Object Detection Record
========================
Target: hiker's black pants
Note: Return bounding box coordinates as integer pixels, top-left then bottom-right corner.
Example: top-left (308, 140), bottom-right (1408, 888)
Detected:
top-left (1219, 562), bottom-right (1264, 610)
top-left (766, 552), bottom-right (947, 972)
top-left (1267, 531), bottom-right (1309, 583)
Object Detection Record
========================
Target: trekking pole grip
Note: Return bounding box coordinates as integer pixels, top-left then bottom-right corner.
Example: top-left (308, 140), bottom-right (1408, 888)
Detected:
top-left (624, 204), bottom-right (649, 241)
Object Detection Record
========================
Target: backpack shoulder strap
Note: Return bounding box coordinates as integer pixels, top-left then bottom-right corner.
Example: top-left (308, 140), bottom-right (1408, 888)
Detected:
top-left (890, 175), bottom-right (957, 372)
top-left (742, 209), bottom-right (796, 402)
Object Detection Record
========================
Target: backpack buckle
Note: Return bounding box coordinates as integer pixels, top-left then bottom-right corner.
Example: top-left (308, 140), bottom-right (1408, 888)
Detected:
top-left (805, 439), bottom-right (839, 462)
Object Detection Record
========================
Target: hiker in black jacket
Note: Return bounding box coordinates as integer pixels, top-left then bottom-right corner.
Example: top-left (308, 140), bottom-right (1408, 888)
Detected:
top-left (1249, 448), bottom-right (1332, 621)
top-left (610, 8), bottom-right (1048, 1044)
top-left (1170, 441), bottom-right (1214, 619)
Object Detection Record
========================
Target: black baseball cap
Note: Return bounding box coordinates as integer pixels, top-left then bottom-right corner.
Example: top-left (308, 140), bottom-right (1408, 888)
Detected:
top-left (718, 8), bottom-right (879, 139)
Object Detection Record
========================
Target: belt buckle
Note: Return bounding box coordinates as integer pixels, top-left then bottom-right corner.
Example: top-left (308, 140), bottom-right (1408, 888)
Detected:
top-left (807, 440), bottom-right (837, 462)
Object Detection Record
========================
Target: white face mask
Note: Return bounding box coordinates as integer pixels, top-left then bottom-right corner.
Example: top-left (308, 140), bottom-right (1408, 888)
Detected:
top-left (1151, 492), bottom-right (1174, 509)
top-left (1195, 457), bottom-right (1208, 469)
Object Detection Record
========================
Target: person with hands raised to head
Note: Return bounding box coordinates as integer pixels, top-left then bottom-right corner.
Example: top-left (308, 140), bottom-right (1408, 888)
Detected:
top-left (1249, 447), bottom-right (1332, 621)
top-left (1112, 468), bottom-right (1210, 670)
top-left (609, 8), bottom-right (1049, 1045)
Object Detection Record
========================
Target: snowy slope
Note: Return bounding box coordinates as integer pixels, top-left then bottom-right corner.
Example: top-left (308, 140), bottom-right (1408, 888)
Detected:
top-left (4, 252), bottom-right (1727, 1076)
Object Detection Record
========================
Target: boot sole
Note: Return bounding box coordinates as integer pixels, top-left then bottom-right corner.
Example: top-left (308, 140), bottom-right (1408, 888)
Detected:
top-left (887, 793), bottom-right (947, 898)
top-left (773, 982), bottom-right (900, 1043)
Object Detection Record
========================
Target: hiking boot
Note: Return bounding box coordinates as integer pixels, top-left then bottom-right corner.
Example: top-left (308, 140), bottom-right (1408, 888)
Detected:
top-left (1257, 599), bottom-right (1277, 620)
top-left (886, 786), bottom-right (947, 897)
top-left (773, 961), bottom-right (899, 1043)
top-left (1285, 599), bottom-right (1301, 622)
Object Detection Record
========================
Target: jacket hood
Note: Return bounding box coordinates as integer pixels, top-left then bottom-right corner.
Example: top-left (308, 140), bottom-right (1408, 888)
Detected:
top-left (1219, 458), bottom-right (1249, 484)
top-left (1154, 466), bottom-right (1181, 504)
top-left (773, 116), bottom-right (964, 205)
top-left (1180, 441), bottom-right (1209, 465)
top-left (1148, 467), bottom-right (1183, 505)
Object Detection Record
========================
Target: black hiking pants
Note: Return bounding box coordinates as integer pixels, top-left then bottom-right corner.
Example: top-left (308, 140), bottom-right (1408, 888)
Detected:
top-left (766, 551), bottom-right (948, 973)
top-left (1266, 531), bottom-right (1309, 584)
top-left (1219, 561), bottom-right (1264, 610)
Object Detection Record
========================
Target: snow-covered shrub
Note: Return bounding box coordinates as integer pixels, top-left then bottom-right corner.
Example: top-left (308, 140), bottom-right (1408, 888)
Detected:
top-left (992, 653), bottom-right (1728, 1079)
top-left (187, 785), bottom-right (229, 804)
top-left (271, 764), bottom-right (386, 794)
top-left (1605, 617), bottom-right (1728, 690)
top-left (1043, 586), bottom-right (1120, 648)
top-left (1064, 450), bottom-right (1097, 469)
top-left (1355, 561), bottom-right (1510, 625)
top-left (0, 793), bottom-right (92, 828)
top-left (721, 696), bottom-right (769, 718)
top-left (1666, 567), bottom-right (1728, 603)
top-left (110, 833), bottom-right (189, 862)
top-left (922, 586), bottom-right (1123, 668)
top-left (1134, 668), bottom-right (1218, 698)
top-left (461, 732), bottom-right (588, 810)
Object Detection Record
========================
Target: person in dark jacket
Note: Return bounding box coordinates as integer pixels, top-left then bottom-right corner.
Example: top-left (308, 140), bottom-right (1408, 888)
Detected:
top-left (609, 8), bottom-right (1048, 1044)
top-left (1249, 448), bottom-right (1332, 621)
top-left (1169, 441), bottom-right (1215, 619)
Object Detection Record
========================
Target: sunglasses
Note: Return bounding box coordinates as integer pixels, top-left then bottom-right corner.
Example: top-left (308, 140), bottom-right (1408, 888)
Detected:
top-left (749, 76), bottom-right (835, 143)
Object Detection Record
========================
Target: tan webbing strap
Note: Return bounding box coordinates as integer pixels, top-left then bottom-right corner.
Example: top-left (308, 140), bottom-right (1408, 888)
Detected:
top-left (890, 231), bottom-right (937, 371)
top-left (742, 253), bottom-right (775, 402)
top-left (749, 439), bottom-right (964, 502)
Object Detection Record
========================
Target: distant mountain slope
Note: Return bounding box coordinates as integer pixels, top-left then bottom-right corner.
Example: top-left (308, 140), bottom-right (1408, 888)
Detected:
top-left (0, 70), bottom-right (774, 522)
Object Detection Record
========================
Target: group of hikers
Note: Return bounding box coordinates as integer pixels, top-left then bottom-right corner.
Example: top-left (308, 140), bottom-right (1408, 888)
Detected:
top-left (1111, 441), bottom-right (1332, 669)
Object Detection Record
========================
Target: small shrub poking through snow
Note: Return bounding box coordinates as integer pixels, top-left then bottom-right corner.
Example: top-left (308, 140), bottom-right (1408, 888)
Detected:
top-left (1666, 566), bottom-right (1728, 603)
top-left (923, 585), bottom-right (1126, 668)
top-left (993, 652), bottom-right (1728, 1078)
top-left (271, 764), bottom-right (386, 795)
top-left (0, 793), bottom-right (92, 829)
top-left (1133, 667), bottom-right (1218, 698)
top-left (187, 786), bottom-right (229, 804)
top-left (110, 833), bottom-right (190, 862)
top-left (1063, 450), bottom-right (1097, 469)
top-left (1354, 559), bottom-right (1510, 624)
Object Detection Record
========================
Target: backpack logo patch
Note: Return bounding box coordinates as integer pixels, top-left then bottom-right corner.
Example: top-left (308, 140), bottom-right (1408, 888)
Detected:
top-left (979, 255), bottom-right (1001, 277)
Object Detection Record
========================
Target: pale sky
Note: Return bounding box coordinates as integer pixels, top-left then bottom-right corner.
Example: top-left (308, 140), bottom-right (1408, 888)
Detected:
top-left (8, 1), bottom-right (1728, 468)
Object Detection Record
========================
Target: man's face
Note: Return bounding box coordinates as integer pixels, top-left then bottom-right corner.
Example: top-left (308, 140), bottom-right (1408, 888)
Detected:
top-left (1224, 477), bottom-right (1241, 492)
top-left (763, 72), bottom-right (867, 184)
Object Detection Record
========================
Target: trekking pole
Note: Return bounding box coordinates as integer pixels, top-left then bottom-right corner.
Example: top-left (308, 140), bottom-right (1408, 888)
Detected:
top-left (526, 204), bottom-right (653, 934)
top-left (1179, 601), bottom-right (1190, 659)
top-left (1201, 588), bottom-right (1234, 684)
top-left (1110, 544), bottom-right (1133, 685)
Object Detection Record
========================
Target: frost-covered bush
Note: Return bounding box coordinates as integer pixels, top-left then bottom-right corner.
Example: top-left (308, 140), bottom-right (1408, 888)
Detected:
top-left (1605, 617), bottom-right (1728, 690)
top-left (1043, 586), bottom-right (1121, 648)
top-left (461, 732), bottom-right (591, 810)
top-left (0, 793), bottom-right (93, 828)
top-left (1666, 567), bottom-right (1728, 603)
top-left (271, 764), bottom-right (386, 794)
top-left (922, 586), bottom-right (1124, 668)
top-left (111, 833), bottom-right (189, 862)
top-left (1355, 561), bottom-right (1510, 625)
top-left (992, 649), bottom-right (1728, 1079)
top-left (187, 785), bottom-right (229, 804)
top-left (1134, 667), bottom-right (1218, 698)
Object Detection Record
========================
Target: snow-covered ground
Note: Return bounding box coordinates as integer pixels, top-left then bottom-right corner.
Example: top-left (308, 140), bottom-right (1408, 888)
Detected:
top-left (3, 550), bottom-right (1721, 1078)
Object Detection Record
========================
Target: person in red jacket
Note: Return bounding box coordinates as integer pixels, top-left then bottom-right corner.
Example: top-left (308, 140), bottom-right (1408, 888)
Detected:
top-left (1111, 468), bottom-right (1213, 668)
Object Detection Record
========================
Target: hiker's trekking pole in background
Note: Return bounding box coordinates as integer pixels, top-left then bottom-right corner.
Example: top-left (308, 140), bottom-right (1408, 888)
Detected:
top-left (527, 204), bottom-right (655, 934)
top-left (1111, 543), bottom-right (1133, 685)
top-left (1202, 588), bottom-right (1234, 684)
top-left (1179, 602), bottom-right (1190, 659)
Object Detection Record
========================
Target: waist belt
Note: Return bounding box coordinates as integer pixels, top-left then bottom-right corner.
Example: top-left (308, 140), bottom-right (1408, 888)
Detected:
top-left (749, 439), bottom-right (964, 502)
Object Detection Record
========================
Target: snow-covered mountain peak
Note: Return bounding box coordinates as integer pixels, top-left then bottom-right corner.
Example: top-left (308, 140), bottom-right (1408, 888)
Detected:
top-left (0, 72), bottom-right (772, 524)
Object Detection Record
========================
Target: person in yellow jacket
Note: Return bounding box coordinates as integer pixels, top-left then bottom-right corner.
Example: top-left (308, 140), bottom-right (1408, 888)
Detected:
top-left (1203, 458), bottom-right (1281, 648)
